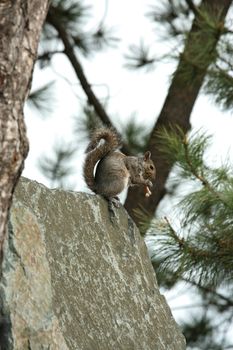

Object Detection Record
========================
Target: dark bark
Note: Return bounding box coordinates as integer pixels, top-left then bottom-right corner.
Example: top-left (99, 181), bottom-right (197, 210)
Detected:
top-left (0, 1), bottom-right (50, 267)
top-left (124, 0), bottom-right (232, 226)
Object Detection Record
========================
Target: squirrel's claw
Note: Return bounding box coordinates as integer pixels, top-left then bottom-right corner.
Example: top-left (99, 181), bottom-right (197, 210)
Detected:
top-left (146, 180), bottom-right (153, 188)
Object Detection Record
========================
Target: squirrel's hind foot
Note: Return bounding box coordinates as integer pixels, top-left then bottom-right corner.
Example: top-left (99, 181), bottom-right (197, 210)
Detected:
top-left (111, 197), bottom-right (121, 208)
top-left (103, 196), bottom-right (121, 208)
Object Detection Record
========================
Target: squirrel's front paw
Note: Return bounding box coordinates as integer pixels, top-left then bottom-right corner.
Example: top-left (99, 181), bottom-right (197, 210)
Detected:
top-left (146, 180), bottom-right (153, 188)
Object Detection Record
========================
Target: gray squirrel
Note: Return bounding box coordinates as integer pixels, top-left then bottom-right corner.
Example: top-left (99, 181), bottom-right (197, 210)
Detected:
top-left (83, 128), bottom-right (156, 207)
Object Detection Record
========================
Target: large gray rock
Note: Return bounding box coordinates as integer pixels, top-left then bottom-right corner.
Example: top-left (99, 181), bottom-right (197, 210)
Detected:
top-left (1, 177), bottom-right (186, 349)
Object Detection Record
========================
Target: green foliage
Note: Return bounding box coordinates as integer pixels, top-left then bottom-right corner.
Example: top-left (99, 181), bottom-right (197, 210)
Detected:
top-left (72, 24), bottom-right (119, 57)
top-left (40, 0), bottom-right (90, 63)
top-left (205, 68), bottom-right (233, 111)
top-left (151, 259), bottom-right (180, 289)
top-left (150, 127), bottom-right (233, 287)
top-left (124, 0), bottom-right (194, 71)
top-left (90, 24), bottom-right (120, 51)
top-left (40, 0), bottom-right (119, 64)
top-left (145, 127), bottom-right (233, 347)
top-left (124, 41), bottom-right (156, 71)
top-left (156, 126), bottom-right (210, 179)
top-left (42, 0), bottom-right (91, 60)
top-left (204, 31), bottom-right (233, 111)
top-left (27, 81), bottom-right (55, 116)
top-left (146, 0), bottom-right (194, 38)
top-left (49, 0), bottom-right (90, 35)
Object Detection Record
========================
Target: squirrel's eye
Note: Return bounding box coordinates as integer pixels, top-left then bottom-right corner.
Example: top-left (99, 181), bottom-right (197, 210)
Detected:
top-left (150, 165), bottom-right (154, 170)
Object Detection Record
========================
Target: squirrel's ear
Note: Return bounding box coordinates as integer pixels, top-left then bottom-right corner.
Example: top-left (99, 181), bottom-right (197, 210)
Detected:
top-left (144, 151), bottom-right (151, 161)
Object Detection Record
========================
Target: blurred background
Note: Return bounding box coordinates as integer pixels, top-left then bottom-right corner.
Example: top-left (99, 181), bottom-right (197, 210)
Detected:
top-left (23, 1), bottom-right (233, 349)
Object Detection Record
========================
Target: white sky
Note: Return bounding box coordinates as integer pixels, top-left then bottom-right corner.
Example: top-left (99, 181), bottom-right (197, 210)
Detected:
top-left (23, 0), bottom-right (233, 333)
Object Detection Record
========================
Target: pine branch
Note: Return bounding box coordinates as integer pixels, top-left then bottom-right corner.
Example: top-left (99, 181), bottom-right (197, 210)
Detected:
top-left (48, 0), bottom-right (91, 35)
top-left (27, 81), bottom-right (55, 115)
top-left (164, 216), bottom-right (185, 248)
top-left (47, 9), bottom-right (112, 127)
top-left (163, 217), bottom-right (214, 262)
top-left (181, 276), bottom-right (233, 307)
top-left (182, 135), bottom-right (233, 209)
top-left (150, 208), bottom-right (233, 286)
top-left (124, 41), bottom-right (156, 70)
top-left (37, 50), bottom-right (64, 61)
top-left (146, 0), bottom-right (191, 39)
top-left (156, 127), bottom-right (232, 209)
top-left (90, 24), bottom-right (120, 51)
top-left (204, 65), bottom-right (233, 110)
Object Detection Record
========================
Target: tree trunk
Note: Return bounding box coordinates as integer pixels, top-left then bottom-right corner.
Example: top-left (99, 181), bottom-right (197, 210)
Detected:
top-left (124, 0), bottom-right (232, 226)
top-left (0, 1), bottom-right (50, 269)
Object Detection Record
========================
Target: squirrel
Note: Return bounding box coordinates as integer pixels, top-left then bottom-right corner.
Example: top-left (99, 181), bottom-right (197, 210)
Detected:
top-left (83, 128), bottom-right (156, 207)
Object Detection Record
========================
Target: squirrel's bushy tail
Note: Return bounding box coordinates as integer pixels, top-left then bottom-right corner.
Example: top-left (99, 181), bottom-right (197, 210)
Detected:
top-left (83, 128), bottom-right (120, 192)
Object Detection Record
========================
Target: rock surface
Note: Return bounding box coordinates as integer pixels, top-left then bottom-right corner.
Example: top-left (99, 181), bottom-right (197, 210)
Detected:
top-left (0, 177), bottom-right (186, 349)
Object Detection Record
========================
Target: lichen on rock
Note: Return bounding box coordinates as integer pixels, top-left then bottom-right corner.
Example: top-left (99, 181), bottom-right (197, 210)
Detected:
top-left (0, 177), bottom-right (186, 349)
